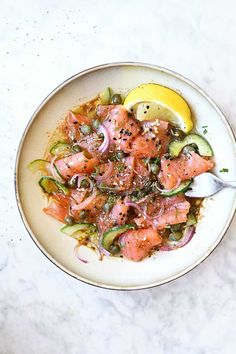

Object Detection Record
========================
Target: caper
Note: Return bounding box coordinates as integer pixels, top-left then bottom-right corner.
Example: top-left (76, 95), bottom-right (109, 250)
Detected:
top-left (80, 179), bottom-right (90, 189)
top-left (111, 94), bottom-right (122, 105)
top-left (169, 231), bottom-right (183, 241)
top-left (79, 210), bottom-right (88, 220)
top-left (116, 150), bottom-right (125, 160)
top-left (183, 145), bottom-right (197, 155)
top-left (64, 215), bottom-right (75, 226)
top-left (67, 177), bottom-right (77, 188)
top-left (80, 124), bottom-right (92, 135)
top-left (92, 119), bottom-right (100, 130)
top-left (72, 144), bottom-right (82, 153)
top-left (109, 244), bottom-right (121, 254)
top-left (170, 128), bottom-right (186, 141)
top-left (103, 202), bottom-right (112, 213)
top-left (150, 163), bottom-right (160, 174)
top-left (151, 156), bottom-right (160, 165)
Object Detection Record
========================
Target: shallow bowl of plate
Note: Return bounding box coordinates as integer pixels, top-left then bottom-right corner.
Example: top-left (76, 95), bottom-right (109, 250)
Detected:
top-left (15, 62), bottom-right (236, 290)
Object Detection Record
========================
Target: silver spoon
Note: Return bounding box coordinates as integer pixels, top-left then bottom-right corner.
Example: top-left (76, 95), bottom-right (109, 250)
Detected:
top-left (185, 172), bottom-right (236, 198)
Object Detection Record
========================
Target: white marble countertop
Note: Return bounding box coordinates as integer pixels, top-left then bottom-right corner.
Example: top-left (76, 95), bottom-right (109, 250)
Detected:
top-left (1, 0), bottom-right (236, 353)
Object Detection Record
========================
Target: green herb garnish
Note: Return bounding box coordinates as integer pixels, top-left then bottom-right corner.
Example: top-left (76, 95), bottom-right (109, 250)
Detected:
top-left (117, 163), bottom-right (124, 173)
top-left (219, 168), bottom-right (229, 173)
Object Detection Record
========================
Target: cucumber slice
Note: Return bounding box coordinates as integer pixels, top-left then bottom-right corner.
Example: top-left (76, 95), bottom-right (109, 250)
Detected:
top-left (50, 142), bottom-right (71, 156)
top-left (161, 180), bottom-right (192, 197)
top-left (39, 176), bottom-right (69, 195)
top-left (186, 213), bottom-right (197, 226)
top-left (169, 231), bottom-right (183, 241)
top-left (61, 223), bottom-right (97, 239)
top-left (99, 87), bottom-right (111, 105)
top-left (102, 224), bottom-right (135, 251)
top-left (28, 159), bottom-right (50, 173)
top-left (169, 134), bottom-right (213, 157)
top-left (53, 163), bottom-right (65, 180)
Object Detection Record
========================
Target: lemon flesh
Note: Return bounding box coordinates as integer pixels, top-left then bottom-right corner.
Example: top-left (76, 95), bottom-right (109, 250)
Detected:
top-left (124, 83), bottom-right (193, 133)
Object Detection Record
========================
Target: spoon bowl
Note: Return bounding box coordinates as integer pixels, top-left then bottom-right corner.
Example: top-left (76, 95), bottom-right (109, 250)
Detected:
top-left (185, 173), bottom-right (236, 198)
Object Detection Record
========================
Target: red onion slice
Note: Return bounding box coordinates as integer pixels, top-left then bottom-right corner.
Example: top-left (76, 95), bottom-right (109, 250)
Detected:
top-left (99, 246), bottom-right (111, 257)
top-left (124, 196), bottom-right (164, 221)
top-left (159, 226), bottom-right (196, 251)
top-left (97, 123), bottom-right (110, 153)
top-left (155, 178), bottom-right (182, 193)
top-left (143, 205), bottom-right (165, 220)
top-left (70, 174), bottom-right (94, 192)
top-left (124, 198), bottom-right (143, 216)
top-left (72, 189), bottom-right (98, 211)
top-left (74, 244), bottom-right (88, 263)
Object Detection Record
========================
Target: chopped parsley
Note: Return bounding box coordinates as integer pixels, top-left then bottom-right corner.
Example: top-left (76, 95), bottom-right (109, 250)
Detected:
top-left (117, 163), bottom-right (124, 173)
top-left (219, 168), bottom-right (229, 173)
top-left (153, 156), bottom-right (161, 165)
top-left (202, 125), bottom-right (208, 128)
top-left (203, 129), bottom-right (208, 135)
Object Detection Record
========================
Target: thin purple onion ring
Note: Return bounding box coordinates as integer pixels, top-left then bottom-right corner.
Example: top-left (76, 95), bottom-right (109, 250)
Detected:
top-left (159, 226), bottom-right (196, 251)
top-left (74, 244), bottom-right (88, 263)
top-left (155, 178), bottom-right (182, 193)
top-left (72, 189), bottom-right (98, 211)
top-left (70, 174), bottom-right (94, 191)
top-left (124, 199), bottom-right (143, 216)
top-left (143, 205), bottom-right (165, 220)
top-left (97, 123), bottom-right (110, 153)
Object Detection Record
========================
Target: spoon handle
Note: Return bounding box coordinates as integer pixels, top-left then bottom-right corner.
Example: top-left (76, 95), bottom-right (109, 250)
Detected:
top-left (224, 181), bottom-right (236, 188)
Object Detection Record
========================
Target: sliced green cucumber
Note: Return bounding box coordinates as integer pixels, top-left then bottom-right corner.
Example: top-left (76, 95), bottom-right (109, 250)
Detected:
top-left (61, 223), bottom-right (97, 239)
top-left (169, 133), bottom-right (213, 157)
top-left (99, 87), bottom-right (111, 105)
top-left (39, 176), bottom-right (69, 195)
top-left (186, 213), bottom-right (197, 226)
top-left (161, 180), bottom-right (192, 197)
top-left (28, 159), bottom-right (50, 173)
top-left (169, 231), bottom-right (183, 241)
top-left (53, 163), bottom-right (65, 180)
top-left (102, 224), bottom-right (135, 251)
top-left (50, 142), bottom-right (71, 156)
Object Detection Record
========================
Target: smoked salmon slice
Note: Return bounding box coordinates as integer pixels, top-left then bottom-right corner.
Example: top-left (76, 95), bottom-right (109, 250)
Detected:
top-left (55, 152), bottom-right (99, 179)
top-left (158, 151), bottom-right (214, 189)
top-left (120, 228), bottom-right (162, 261)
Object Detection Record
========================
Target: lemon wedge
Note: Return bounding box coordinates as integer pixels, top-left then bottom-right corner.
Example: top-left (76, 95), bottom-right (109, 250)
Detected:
top-left (123, 83), bottom-right (193, 133)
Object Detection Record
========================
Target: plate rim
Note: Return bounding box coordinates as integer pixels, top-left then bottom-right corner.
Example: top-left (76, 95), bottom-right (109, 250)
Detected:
top-left (14, 61), bottom-right (236, 290)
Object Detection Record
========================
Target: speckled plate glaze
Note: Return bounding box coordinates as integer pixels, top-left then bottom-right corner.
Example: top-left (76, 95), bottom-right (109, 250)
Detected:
top-left (15, 62), bottom-right (236, 290)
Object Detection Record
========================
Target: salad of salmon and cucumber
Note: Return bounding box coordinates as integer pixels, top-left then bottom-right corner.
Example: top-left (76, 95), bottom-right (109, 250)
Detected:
top-left (28, 83), bottom-right (214, 262)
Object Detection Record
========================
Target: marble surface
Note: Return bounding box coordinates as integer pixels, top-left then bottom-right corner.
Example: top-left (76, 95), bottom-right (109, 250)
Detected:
top-left (0, 0), bottom-right (236, 353)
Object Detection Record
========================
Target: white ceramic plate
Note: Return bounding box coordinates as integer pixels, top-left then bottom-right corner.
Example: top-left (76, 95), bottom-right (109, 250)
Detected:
top-left (15, 62), bottom-right (236, 290)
